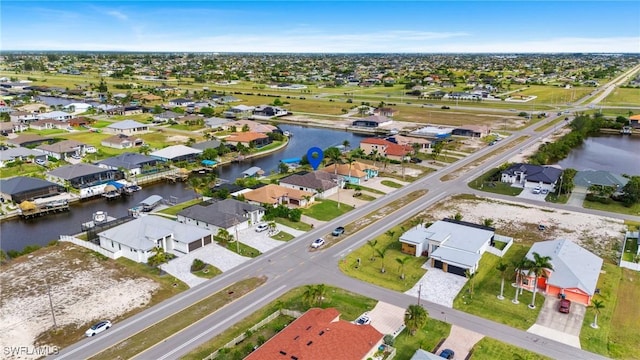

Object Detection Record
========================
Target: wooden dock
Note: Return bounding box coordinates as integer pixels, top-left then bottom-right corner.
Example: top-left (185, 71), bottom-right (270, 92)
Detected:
top-left (19, 203), bottom-right (70, 219)
top-left (164, 173), bottom-right (189, 183)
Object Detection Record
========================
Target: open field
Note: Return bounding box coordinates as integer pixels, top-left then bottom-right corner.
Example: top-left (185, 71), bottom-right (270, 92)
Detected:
top-left (603, 87), bottom-right (640, 107)
top-left (0, 242), bottom-right (188, 357)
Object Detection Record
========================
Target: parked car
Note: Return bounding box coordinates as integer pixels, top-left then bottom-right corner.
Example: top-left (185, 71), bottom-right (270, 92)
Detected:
top-left (559, 299), bottom-right (571, 313)
top-left (410, 157), bottom-right (422, 164)
top-left (85, 146), bottom-right (97, 154)
top-left (354, 314), bottom-right (371, 325)
top-left (439, 349), bottom-right (455, 359)
top-left (441, 105), bottom-right (450, 110)
top-left (35, 159), bottom-right (47, 166)
top-left (532, 186), bottom-right (541, 194)
top-left (311, 238), bottom-right (325, 248)
top-left (71, 153), bottom-right (82, 160)
top-left (255, 223), bottom-right (269, 232)
top-left (332, 226), bottom-right (345, 236)
top-left (541, 188), bottom-right (549, 194)
top-left (85, 320), bottom-right (112, 337)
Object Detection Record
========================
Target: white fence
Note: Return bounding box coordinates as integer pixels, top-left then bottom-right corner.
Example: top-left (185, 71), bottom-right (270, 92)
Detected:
top-left (485, 234), bottom-right (514, 257)
top-left (59, 235), bottom-right (117, 259)
top-left (203, 309), bottom-right (302, 360)
top-left (619, 231), bottom-right (639, 271)
top-left (620, 260), bottom-right (640, 271)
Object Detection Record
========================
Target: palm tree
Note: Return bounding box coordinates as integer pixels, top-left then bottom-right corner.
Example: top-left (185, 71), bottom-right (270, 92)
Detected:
top-left (396, 256), bottom-right (411, 280)
top-left (216, 228), bottom-right (233, 246)
top-left (465, 269), bottom-right (477, 297)
top-left (367, 239), bottom-right (378, 261)
top-left (404, 304), bottom-right (428, 336)
top-left (496, 262), bottom-right (508, 300)
top-left (315, 284), bottom-right (327, 306)
top-left (302, 285), bottom-right (317, 307)
top-left (512, 258), bottom-right (530, 304)
top-left (483, 218), bottom-right (494, 227)
top-left (385, 230), bottom-right (395, 240)
top-left (412, 142), bottom-right (421, 156)
top-left (526, 252), bottom-right (554, 309)
top-left (590, 299), bottom-right (604, 329)
top-left (370, 149), bottom-right (379, 167)
top-left (376, 248), bottom-right (387, 273)
top-left (342, 140), bottom-right (350, 151)
top-left (148, 246), bottom-right (168, 267)
top-left (345, 155), bottom-right (355, 180)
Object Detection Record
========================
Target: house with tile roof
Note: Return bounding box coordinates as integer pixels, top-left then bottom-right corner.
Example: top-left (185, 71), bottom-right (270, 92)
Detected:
top-left (101, 134), bottom-right (145, 149)
top-left (243, 184), bottom-right (315, 208)
top-left (98, 215), bottom-right (213, 263)
top-left (320, 161), bottom-right (379, 185)
top-left (176, 198), bottom-right (264, 233)
top-left (519, 239), bottom-right (603, 305)
top-left (224, 131), bottom-right (270, 148)
top-left (150, 145), bottom-right (202, 162)
top-left (245, 308), bottom-right (383, 360)
top-left (279, 171), bottom-right (340, 198)
top-left (359, 137), bottom-right (411, 162)
top-left (500, 163), bottom-right (563, 191)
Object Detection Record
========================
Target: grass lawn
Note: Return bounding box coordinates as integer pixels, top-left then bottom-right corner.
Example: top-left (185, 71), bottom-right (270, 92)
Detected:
top-left (580, 264), bottom-right (640, 359)
top-left (453, 245), bottom-right (544, 330)
top-left (88, 277), bottom-right (265, 360)
top-left (381, 180), bottom-right (403, 188)
top-left (274, 217), bottom-right (313, 231)
top-left (270, 231), bottom-right (294, 241)
top-left (0, 163), bottom-right (45, 178)
top-left (393, 318), bottom-right (451, 359)
top-left (169, 124), bottom-right (206, 131)
top-left (303, 199), bottom-right (353, 221)
top-left (583, 199), bottom-right (640, 217)
top-left (25, 128), bottom-right (66, 136)
top-left (534, 116), bottom-right (567, 132)
top-left (603, 87), bottom-right (640, 107)
top-left (544, 192), bottom-right (570, 204)
top-left (339, 222), bottom-right (428, 292)
top-left (468, 169), bottom-right (524, 196)
top-left (222, 241), bottom-right (261, 258)
top-left (470, 337), bottom-right (551, 360)
top-left (92, 120), bottom-right (112, 128)
top-left (183, 285), bottom-right (377, 360)
top-left (621, 238), bottom-right (638, 262)
top-left (157, 198), bottom-right (203, 216)
top-left (192, 264), bottom-right (222, 279)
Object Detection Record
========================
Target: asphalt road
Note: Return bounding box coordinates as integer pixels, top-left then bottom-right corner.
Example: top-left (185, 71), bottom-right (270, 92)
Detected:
top-left (51, 65), bottom-right (639, 360)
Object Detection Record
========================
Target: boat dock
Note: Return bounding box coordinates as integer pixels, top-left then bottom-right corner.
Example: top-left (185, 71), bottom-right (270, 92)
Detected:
top-left (19, 200), bottom-right (70, 219)
top-left (164, 172), bottom-right (189, 183)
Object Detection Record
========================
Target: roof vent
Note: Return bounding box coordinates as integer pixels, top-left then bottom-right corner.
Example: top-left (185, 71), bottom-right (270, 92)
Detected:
top-left (279, 350), bottom-right (287, 355)
top-left (319, 330), bottom-right (325, 336)
top-left (307, 341), bottom-right (313, 346)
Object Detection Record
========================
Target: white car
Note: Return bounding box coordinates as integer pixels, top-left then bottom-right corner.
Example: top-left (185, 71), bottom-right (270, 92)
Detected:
top-left (311, 238), bottom-right (325, 249)
top-left (35, 159), bottom-right (47, 166)
top-left (532, 187), bottom-right (541, 194)
top-left (85, 146), bottom-right (97, 154)
top-left (85, 320), bottom-right (112, 337)
top-left (255, 223), bottom-right (269, 232)
top-left (355, 314), bottom-right (371, 325)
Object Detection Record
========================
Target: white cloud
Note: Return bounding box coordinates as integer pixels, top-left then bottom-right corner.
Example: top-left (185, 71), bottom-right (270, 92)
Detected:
top-left (106, 10), bottom-right (128, 21)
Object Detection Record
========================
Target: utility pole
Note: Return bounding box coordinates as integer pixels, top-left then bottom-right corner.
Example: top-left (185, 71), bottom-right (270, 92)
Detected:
top-left (417, 282), bottom-right (422, 306)
top-left (45, 277), bottom-right (57, 329)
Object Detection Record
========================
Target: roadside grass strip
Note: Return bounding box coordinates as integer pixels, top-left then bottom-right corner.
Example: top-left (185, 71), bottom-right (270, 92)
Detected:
top-left (88, 277), bottom-right (266, 360)
top-left (470, 337), bottom-right (552, 360)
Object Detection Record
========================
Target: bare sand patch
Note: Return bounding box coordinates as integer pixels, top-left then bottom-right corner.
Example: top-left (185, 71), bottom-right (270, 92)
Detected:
top-left (421, 195), bottom-right (625, 259)
top-left (166, 134), bottom-right (190, 143)
top-left (0, 243), bottom-right (160, 359)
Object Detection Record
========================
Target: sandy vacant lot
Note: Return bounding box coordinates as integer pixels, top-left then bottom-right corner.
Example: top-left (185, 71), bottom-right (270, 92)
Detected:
top-left (0, 243), bottom-right (159, 359)
top-left (423, 195), bottom-right (626, 258)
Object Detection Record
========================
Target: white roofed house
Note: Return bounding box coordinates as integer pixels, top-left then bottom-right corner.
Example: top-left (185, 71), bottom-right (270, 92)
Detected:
top-left (223, 104), bottom-right (255, 119)
top-left (98, 215), bottom-right (214, 263)
top-left (36, 139), bottom-right (87, 160)
top-left (150, 145), bottom-right (202, 163)
top-left (63, 102), bottom-right (92, 114)
top-left (37, 111), bottom-right (73, 121)
top-left (105, 120), bottom-right (149, 135)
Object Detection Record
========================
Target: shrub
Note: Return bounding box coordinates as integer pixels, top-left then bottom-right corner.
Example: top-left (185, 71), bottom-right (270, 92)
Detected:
top-left (191, 258), bottom-right (206, 272)
top-left (383, 334), bottom-right (395, 346)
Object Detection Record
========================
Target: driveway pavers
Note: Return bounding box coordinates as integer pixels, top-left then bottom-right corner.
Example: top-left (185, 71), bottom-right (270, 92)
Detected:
top-left (527, 295), bottom-right (584, 348)
top-left (436, 325), bottom-right (484, 360)
top-left (405, 261), bottom-right (467, 308)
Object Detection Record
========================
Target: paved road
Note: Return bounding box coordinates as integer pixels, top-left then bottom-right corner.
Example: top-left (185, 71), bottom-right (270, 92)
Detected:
top-left (51, 64), bottom-right (640, 360)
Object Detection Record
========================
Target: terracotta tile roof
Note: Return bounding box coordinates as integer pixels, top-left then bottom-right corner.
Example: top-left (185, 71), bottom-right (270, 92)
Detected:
top-left (360, 137), bottom-right (390, 146)
top-left (386, 143), bottom-right (411, 157)
top-left (245, 308), bottom-right (383, 360)
top-left (320, 161), bottom-right (377, 178)
top-left (225, 131), bottom-right (268, 143)
top-left (243, 184), bottom-right (313, 205)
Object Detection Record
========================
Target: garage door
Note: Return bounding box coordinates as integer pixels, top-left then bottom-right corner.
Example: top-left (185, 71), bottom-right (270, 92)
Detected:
top-left (188, 239), bottom-right (202, 252)
top-left (447, 264), bottom-right (467, 277)
top-left (434, 260), bottom-right (443, 269)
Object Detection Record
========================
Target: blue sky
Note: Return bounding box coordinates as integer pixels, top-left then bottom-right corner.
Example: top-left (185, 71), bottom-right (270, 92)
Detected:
top-left (2, 1), bottom-right (639, 53)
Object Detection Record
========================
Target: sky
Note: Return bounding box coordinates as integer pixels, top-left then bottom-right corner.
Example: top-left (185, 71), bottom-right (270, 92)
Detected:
top-left (1, 1), bottom-right (639, 53)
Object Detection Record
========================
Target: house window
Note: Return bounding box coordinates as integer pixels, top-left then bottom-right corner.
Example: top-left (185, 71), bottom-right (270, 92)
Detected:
top-left (522, 278), bottom-right (529, 286)
top-left (111, 241), bottom-right (114, 248)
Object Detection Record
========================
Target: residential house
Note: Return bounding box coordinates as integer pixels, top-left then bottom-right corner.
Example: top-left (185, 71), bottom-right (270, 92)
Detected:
top-left (501, 163), bottom-right (563, 191)
top-left (29, 118), bottom-right (70, 131)
top-left (279, 171), bottom-right (340, 198)
top-left (245, 308), bottom-right (383, 360)
top-left (36, 139), bottom-right (87, 160)
top-left (63, 102), bottom-right (92, 114)
top-left (106, 105), bottom-right (144, 116)
top-left (573, 170), bottom-right (629, 191)
top-left (168, 98), bottom-right (194, 107)
top-left (223, 104), bottom-right (255, 119)
top-left (101, 134), bottom-right (144, 149)
top-left (6, 134), bottom-right (49, 148)
top-left (629, 114), bottom-right (640, 129)
top-left (373, 107), bottom-right (398, 117)
top-left (387, 135), bottom-right (433, 150)
top-left (410, 349), bottom-right (446, 360)
top-left (105, 120), bottom-right (149, 135)
top-left (400, 219), bottom-right (507, 276)
top-left (452, 125), bottom-right (490, 138)
top-left (152, 110), bottom-right (181, 123)
top-left (68, 117), bottom-right (92, 127)
top-left (359, 138), bottom-right (411, 162)
top-left (352, 115), bottom-right (393, 128)
top-left (0, 147), bottom-right (46, 167)
top-left (97, 153), bottom-right (162, 176)
top-left (320, 161), bottom-right (378, 185)
top-left (204, 116), bottom-right (231, 130)
top-left (410, 126), bottom-right (453, 140)
top-left (0, 176), bottom-right (66, 203)
top-left (37, 111), bottom-right (72, 121)
top-left (252, 105), bottom-right (288, 118)
top-left (519, 239), bottom-right (603, 306)
top-left (176, 198), bottom-right (265, 233)
top-left (224, 132), bottom-right (270, 148)
top-left (98, 215), bottom-right (213, 263)
top-left (243, 184), bottom-right (315, 208)
top-left (46, 163), bottom-right (123, 196)
top-left (10, 110), bottom-right (38, 123)
top-left (150, 145), bottom-right (202, 162)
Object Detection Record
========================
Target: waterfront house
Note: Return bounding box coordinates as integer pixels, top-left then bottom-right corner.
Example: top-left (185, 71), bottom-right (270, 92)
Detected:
top-left (279, 171), bottom-right (340, 198)
top-left (98, 215), bottom-right (213, 263)
top-left (518, 239), bottom-right (602, 306)
top-left (227, 119), bottom-right (278, 133)
top-left (176, 198), bottom-right (265, 234)
top-left (29, 118), bottom-right (71, 131)
top-left (352, 115), bottom-right (393, 128)
top-left (0, 176), bottom-right (65, 203)
top-left (224, 132), bottom-right (270, 148)
top-left (37, 111), bottom-right (73, 121)
top-left (373, 107), bottom-right (398, 117)
top-left (204, 116), bottom-right (232, 130)
top-left (150, 145), bottom-right (202, 163)
top-left (321, 161), bottom-right (379, 185)
top-left (359, 138), bottom-right (411, 162)
top-left (46, 163), bottom-right (122, 194)
top-left (168, 98), bottom-right (194, 107)
top-left (97, 153), bottom-right (162, 176)
top-left (629, 114), bottom-right (640, 129)
top-left (500, 163), bottom-right (562, 191)
top-left (245, 308), bottom-right (383, 360)
top-left (223, 104), bottom-right (255, 119)
top-left (252, 105), bottom-right (288, 118)
top-left (105, 120), bottom-right (149, 135)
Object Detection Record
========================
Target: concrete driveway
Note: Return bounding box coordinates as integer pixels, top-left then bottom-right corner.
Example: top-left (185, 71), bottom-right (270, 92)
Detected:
top-left (516, 186), bottom-right (549, 202)
top-left (527, 295), bottom-right (584, 348)
top-left (435, 325), bottom-right (484, 359)
top-left (405, 261), bottom-right (467, 308)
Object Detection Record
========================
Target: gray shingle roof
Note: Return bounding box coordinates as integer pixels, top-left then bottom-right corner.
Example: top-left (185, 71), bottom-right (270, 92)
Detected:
top-left (280, 171), bottom-right (338, 191)
top-left (98, 153), bottom-right (158, 170)
top-left (0, 176), bottom-right (62, 195)
top-left (573, 170), bottom-right (629, 188)
top-left (107, 120), bottom-right (147, 130)
top-left (178, 199), bottom-right (263, 228)
top-left (502, 163), bottom-right (562, 184)
top-left (0, 147), bottom-right (42, 161)
top-left (47, 163), bottom-right (112, 180)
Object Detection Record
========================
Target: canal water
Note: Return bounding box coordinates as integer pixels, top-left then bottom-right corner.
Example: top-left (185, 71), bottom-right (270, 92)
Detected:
top-left (556, 134), bottom-right (640, 176)
top-left (1, 124), bottom-right (367, 252)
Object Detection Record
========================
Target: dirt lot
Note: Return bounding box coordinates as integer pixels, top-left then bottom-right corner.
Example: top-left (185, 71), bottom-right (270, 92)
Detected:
top-left (0, 243), bottom-right (160, 358)
top-left (421, 194), bottom-right (626, 260)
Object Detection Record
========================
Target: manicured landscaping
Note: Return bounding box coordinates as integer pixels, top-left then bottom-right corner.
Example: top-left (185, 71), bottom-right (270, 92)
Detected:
top-left (470, 337), bottom-right (551, 360)
top-left (270, 231), bottom-right (294, 241)
top-left (303, 199), bottom-right (353, 221)
top-left (381, 180), bottom-right (403, 188)
top-left (339, 221), bottom-right (428, 292)
top-left (469, 168), bottom-right (525, 196)
top-left (274, 217), bottom-right (313, 231)
top-left (192, 264), bottom-right (222, 279)
top-left (393, 318), bottom-right (451, 359)
top-left (453, 245), bottom-right (544, 330)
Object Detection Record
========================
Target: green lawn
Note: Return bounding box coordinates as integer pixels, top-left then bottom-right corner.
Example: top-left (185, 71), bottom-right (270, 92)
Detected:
top-left (339, 223), bottom-right (427, 292)
top-left (470, 337), bottom-right (551, 360)
top-left (0, 163), bottom-right (45, 179)
top-left (583, 199), bottom-right (640, 217)
top-left (157, 198), bottom-right (203, 216)
top-left (621, 238), bottom-right (638, 262)
top-left (303, 199), bottom-right (353, 221)
top-left (192, 264), bottom-right (222, 279)
top-left (580, 264), bottom-right (640, 359)
top-left (393, 318), bottom-right (451, 359)
top-left (274, 217), bottom-right (313, 231)
top-left (169, 124), bottom-right (206, 131)
top-left (544, 192), bottom-right (570, 204)
top-left (468, 169), bottom-right (524, 196)
top-left (453, 245), bottom-right (544, 330)
top-left (381, 180), bottom-right (404, 188)
top-left (270, 231), bottom-right (294, 241)
top-left (603, 87), bottom-right (640, 107)
top-left (222, 241), bottom-right (261, 258)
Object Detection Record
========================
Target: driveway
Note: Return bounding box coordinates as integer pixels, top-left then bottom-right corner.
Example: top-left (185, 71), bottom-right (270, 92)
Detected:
top-left (567, 187), bottom-right (588, 208)
top-left (527, 295), bottom-right (584, 348)
top-left (239, 223), bottom-right (306, 253)
top-left (405, 261), bottom-right (467, 308)
top-left (365, 302), bottom-right (406, 337)
top-left (435, 325), bottom-right (484, 359)
top-left (516, 186), bottom-right (549, 202)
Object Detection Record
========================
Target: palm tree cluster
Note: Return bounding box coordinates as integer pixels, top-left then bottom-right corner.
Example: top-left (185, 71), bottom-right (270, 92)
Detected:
top-left (510, 252), bottom-right (554, 309)
top-left (302, 284), bottom-right (328, 307)
top-left (404, 304), bottom-right (428, 336)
